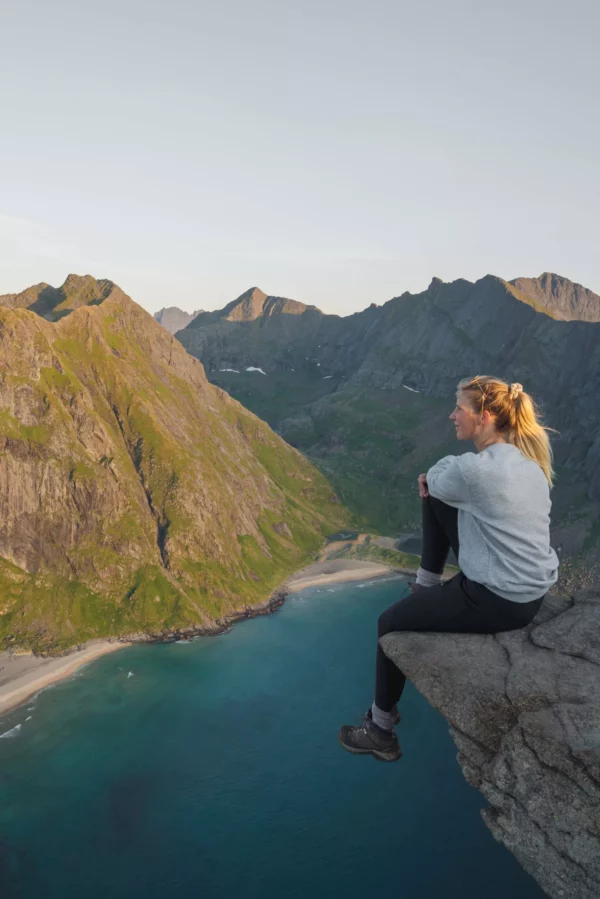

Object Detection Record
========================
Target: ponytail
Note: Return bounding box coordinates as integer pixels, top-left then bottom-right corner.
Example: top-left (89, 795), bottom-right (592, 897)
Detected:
top-left (458, 375), bottom-right (555, 485)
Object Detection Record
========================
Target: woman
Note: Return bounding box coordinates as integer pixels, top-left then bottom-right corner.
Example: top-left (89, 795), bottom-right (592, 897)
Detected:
top-left (338, 375), bottom-right (559, 762)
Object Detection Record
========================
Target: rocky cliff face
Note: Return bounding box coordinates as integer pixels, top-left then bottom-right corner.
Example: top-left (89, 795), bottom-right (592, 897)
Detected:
top-left (508, 273), bottom-right (600, 322)
top-left (0, 281), bottom-right (347, 651)
top-left (0, 274), bottom-right (116, 321)
top-left (380, 591), bottom-right (600, 899)
top-left (174, 273), bottom-right (600, 575)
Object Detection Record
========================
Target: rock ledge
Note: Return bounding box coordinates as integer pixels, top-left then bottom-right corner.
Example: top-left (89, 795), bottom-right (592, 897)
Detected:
top-left (380, 591), bottom-right (600, 899)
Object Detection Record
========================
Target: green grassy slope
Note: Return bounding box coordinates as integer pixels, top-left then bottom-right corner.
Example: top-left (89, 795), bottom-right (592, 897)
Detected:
top-left (0, 299), bottom-right (349, 652)
top-left (210, 371), bottom-right (457, 534)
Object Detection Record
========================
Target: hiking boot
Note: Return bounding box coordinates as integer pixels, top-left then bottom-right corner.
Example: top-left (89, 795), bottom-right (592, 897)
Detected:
top-left (338, 714), bottom-right (402, 762)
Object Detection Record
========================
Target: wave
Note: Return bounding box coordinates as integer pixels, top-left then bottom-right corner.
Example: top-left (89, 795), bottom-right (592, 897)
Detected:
top-left (0, 723), bottom-right (22, 739)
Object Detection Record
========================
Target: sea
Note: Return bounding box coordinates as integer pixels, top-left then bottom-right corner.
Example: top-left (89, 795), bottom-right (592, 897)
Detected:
top-left (0, 576), bottom-right (545, 899)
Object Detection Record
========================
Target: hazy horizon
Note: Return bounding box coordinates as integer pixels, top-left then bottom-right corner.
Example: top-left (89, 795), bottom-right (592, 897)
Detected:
top-left (1, 0), bottom-right (598, 315)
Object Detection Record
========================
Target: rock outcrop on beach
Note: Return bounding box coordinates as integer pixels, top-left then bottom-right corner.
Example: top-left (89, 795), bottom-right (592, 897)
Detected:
top-left (0, 278), bottom-right (347, 651)
top-left (380, 591), bottom-right (600, 899)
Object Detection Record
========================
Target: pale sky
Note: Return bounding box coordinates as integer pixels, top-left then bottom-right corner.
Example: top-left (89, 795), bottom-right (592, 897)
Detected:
top-left (1, 0), bottom-right (598, 315)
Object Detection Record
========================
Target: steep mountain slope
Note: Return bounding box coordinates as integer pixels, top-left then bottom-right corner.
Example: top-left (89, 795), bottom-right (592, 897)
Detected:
top-left (508, 273), bottom-right (600, 322)
top-left (153, 306), bottom-right (204, 333)
top-left (0, 287), bottom-right (347, 651)
top-left (177, 274), bottom-right (600, 578)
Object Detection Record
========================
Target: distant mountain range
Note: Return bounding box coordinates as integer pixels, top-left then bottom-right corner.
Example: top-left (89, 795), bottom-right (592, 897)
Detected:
top-left (153, 306), bottom-right (204, 334)
top-left (0, 276), bottom-right (346, 650)
top-left (174, 273), bottom-right (600, 586)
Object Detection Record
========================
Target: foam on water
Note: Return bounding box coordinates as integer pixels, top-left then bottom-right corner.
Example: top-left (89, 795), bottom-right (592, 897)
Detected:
top-left (0, 723), bottom-right (22, 739)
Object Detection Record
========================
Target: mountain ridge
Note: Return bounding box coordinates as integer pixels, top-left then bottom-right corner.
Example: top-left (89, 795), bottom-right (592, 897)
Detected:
top-left (508, 272), bottom-right (600, 322)
top-left (175, 271), bottom-right (600, 582)
top-left (0, 274), bottom-right (117, 321)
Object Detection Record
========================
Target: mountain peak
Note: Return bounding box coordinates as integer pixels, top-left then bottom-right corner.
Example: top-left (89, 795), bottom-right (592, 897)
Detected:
top-left (0, 274), bottom-right (118, 321)
top-left (239, 287), bottom-right (267, 301)
top-left (62, 273), bottom-right (101, 289)
top-left (224, 288), bottom-right (270, 321)
top-left (508, 272), bottom-right (600, 322)
top-left (154, 306), bottom-right (204, 334)
top-left (221, 288), bottom-right (315, 322)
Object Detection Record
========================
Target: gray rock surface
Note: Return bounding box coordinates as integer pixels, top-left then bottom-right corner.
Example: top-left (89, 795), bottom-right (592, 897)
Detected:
top-left (380, 591), bottom-right (600, 899)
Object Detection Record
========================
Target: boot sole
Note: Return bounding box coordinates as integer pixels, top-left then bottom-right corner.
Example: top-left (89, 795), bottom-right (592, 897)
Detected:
top-left (338, 734), bottom-right (402, 762)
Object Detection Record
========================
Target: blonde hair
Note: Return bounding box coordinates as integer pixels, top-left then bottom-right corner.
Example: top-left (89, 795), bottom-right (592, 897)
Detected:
top-left (458, 375), bottom-right (555, 485)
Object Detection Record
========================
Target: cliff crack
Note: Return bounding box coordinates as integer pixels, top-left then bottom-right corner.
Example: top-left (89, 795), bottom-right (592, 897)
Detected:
top-left (109, 403), bottom-right (170, 570)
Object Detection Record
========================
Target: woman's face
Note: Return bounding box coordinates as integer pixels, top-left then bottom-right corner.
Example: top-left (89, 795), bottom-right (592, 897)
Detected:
top-left (449, 391), bottom-right (479, 441)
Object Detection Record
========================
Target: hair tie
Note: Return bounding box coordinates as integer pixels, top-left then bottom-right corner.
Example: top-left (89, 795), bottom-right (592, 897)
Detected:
top-left (509, 382), bottom-right (523, 400)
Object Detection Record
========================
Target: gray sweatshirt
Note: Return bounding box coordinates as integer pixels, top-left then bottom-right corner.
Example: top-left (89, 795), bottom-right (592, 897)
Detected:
top-left (426, 443), bottom-right (558, 602)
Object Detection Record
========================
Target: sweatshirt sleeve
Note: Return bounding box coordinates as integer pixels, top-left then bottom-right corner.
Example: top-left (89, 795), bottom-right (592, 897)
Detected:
top-left (426, 455), bottom-right (471, 508)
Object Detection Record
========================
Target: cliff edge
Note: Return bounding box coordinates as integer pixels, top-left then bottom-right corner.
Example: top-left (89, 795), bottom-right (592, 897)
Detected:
top-left (380, 591), bottom-right (600, 899)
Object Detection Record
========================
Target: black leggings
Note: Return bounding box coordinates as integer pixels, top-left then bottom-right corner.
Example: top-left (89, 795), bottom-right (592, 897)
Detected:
top-left (375, 496), bottom-right (544, 712)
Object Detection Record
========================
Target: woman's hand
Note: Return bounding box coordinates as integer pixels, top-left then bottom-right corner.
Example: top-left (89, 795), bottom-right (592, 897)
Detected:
top-left (418, 473), bottom-right (429, 498)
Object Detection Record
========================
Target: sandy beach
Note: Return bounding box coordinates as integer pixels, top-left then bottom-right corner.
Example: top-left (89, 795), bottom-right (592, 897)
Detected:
top-left (286, 559), bottom-right (408, 592)
top-left (0, 640), bottom-right (128, 718)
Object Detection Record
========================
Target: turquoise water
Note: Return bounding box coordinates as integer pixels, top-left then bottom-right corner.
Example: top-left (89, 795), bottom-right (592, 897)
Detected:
top-left (0, 577), bottom-right (545, 899)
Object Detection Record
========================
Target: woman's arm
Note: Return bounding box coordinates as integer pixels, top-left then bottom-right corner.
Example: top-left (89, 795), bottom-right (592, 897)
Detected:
top-left (426, 455), bottom-right (471, 507)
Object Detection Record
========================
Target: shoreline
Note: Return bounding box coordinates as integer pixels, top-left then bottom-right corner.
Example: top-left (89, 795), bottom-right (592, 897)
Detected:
top-left (0, 560), bottom-right (414, 720)
top-left (0, 640), bottom-right (129, 719)
top-left (285, 560), bottom-right (407, 592)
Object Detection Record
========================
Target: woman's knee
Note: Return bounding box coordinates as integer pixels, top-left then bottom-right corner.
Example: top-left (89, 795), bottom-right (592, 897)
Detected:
top-left (377, 607), bottom-right (395, 638)
top-left (378, 601), bottom-right (409, 637)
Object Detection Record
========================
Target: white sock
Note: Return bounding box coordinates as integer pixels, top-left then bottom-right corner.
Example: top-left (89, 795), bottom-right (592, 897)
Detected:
top-left (371, 702), bottom-right (393, 732)
top-left (415, 566), bottom-right (443, 588)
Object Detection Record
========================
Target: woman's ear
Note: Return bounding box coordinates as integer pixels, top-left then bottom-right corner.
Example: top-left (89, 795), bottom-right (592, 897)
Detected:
top-left (481, 409), bottom-right (494, 427)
